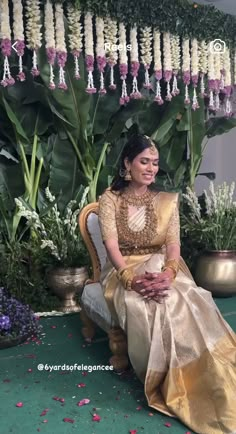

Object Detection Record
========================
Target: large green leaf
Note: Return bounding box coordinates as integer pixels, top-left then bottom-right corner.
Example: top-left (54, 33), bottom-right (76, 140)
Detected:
top-left (205, 117), bottom-right (236, 138)
top-left (48, 134), bottom-right (87, 211)
top-left (2, 97), bottom-right (28, 142)
top-left (152, 95), bottom-right (185, 145)
top-left (187, 99), bottom-right (206, 187)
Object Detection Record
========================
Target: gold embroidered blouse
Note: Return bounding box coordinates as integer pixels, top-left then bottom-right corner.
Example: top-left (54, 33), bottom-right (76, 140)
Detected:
top-left (98, 188), bottom-right (180, 255)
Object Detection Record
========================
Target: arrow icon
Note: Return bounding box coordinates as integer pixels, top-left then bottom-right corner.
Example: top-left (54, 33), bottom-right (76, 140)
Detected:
top-left (12, 41), bottom-right (17, 52)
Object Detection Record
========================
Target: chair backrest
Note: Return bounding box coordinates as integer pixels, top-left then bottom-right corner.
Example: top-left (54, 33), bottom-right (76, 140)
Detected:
top-left (78, 202), bottom-right (107, 282)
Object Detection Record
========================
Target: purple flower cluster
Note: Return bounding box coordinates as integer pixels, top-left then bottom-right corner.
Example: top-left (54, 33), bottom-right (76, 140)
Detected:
top-left (0, 287), bottom-right (41, 339)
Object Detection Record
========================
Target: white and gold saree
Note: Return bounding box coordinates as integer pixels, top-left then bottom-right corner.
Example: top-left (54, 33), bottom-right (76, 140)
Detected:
top-left (98, 188), bottom-right (236, 434)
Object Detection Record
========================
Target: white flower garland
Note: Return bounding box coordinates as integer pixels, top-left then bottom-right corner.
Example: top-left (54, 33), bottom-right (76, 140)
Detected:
top-left (182, 38), bottom-right (191, 105)
top-left (223, 46), bottom-right (232, 117)
top-left (104, 18), bottom-right (118, 89)
top-left (55, 3), bottom-right (67, 90)
top-left (84, 12), bottom-right (96, 93)
top-left (118, 23), bottom-right (129, 104)
top-left (214, 52), bottom-right (221, 111)
top-left (25, 0), bottom-right (42, 77)
top-left (1, 0), bottom-right (15, 86)
top-left (130, 26), bottom-right (141, 99)
top-left (170, 34), bottom-right (180, 97)
top-left (67, 3), bottom-right (83, 80)
top-left (207, 45), bottom-right (215, 110)
top-left (163, 32), bottom-right (172, 101)
top-left (153, 29), bottom-right (163, 105)
top-left (191, 38), bottom-right (199, 110)
top-left (96, 16), bottom-right (107, 94)
top-left (140, 27), bottom-right (153, 89)
top-left (199, 40), bottom-right (208, 97)
top-left (44, 0), bottom-right (56, 89)
top-left (12, 0), bottom-right (25, 82)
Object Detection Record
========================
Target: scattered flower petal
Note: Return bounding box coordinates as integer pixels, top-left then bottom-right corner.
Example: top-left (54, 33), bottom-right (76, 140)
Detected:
top-left (16, 402), bottom-right (23, 407)
top-left (136, 406), bottom-right (142, 411)
top-left (68, 333), bottom-right (72, 337)
top-left (129, 430), bottom-right (138, 434)
top-left (51, 325), bottom-right (57, 328)
top-left (82, 372), bottom-right (88, 376)
top-left (92, 413), bottom-right (101, 422)
top-left (27, 369), bottom-right (32, 373)
top-left (148, 412), bottom-right (154, 416)
top-left (43, 420), bottom-right (48, 423)
top-left (59, 398), bottom-right (65, 403)
top-left (77, 383), bottom-right (86, 388)
top-left (164, 422), bottom-right (172, 427)
top-left (77, 398), bottom-right (90, 406)
top-left (63, 418), bottom-right (75, 423)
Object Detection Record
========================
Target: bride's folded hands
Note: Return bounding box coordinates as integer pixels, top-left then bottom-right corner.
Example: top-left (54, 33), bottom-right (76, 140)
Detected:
top-left (131, 270), bottom-right (174, 302)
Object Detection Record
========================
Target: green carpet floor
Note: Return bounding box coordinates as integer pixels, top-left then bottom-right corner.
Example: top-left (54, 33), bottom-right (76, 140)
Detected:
top-left (1, 297), bottom-right (236, 434)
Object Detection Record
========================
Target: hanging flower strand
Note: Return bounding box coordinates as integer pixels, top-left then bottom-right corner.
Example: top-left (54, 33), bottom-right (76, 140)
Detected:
top-left (84, 12), bottom-right (96, 93)
top-left (214, 51), bottom-right (221, 111)
top-left (207, 45), bottom-right (215, 110)
top-left (153, 29), bottom-right (163, 105)
top-left (191, 38), bottom-right (199, 110)
top-left (1, 0), bottom-right (15, 86)
top-left (199, 40), bottom-right (208, 97)
top-left (96, 17), bottom-right (107, 95)
top-left (170, 34), bottom-right (180, 96)
top-left (44, 0), bottom-right (56, 89)
top-left (25, 0), bottom-right (42, 77)
top-left (104, 18), bottom-right (118, 90)
top-left (182, 38), bottom-right (191, 105)
top-left (55, 3), bottom-right (67, 90)
top-left (12, 0), bottom-right (25, 82)
top-left (119, 23), bottom-right (129, 105)
top-left (130, 26), bottom-right (141, 99)
top-left (223, 46), bottom-right (233, 117)
top-left (140, 27), bottom-right (153, 90)
top-left (67, 3), bottom-right (83, 80)
top-left (163, 32), bottom-right (173, 101)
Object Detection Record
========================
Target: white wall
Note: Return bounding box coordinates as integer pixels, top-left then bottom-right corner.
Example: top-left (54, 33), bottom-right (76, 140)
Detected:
top-left (194, 127), bottom-right (236, 197)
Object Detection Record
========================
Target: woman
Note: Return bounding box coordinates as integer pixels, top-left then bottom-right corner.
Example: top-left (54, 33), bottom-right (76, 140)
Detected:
top-left (98, 134), bottom-right (236, 434)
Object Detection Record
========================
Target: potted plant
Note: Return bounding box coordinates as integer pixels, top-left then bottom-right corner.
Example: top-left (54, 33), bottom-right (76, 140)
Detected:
top-left (181, 181), bottom-right (236, 296)
top-left (0, 287), bottom-right (41, 349)
top-left (15, 187), bottom-right (90, 312)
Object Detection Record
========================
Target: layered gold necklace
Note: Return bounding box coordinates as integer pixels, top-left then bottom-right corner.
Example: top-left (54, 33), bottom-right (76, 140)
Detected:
top-left (117, 188), bottom-right (158, 251)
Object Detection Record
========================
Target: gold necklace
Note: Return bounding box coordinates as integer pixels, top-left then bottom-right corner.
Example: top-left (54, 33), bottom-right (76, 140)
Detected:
top-left (117, 189), bottom-right (158, 249)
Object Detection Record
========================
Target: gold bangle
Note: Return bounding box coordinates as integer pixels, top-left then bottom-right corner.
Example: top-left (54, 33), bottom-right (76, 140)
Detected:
top-left (116, 267), bottom-right (134, 291)
top-left (161, 259), bottom-right (179, 279)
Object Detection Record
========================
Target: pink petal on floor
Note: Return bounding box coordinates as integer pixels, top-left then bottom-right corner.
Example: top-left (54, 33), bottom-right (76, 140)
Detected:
top-left (136, 406), bottom-right (142, 411)
top-left (16, 402), bottom-right (23, 407)
top-left (43, 420), bottom-right (48, 423)
top-left (148, 413), bottom-right (154, 416)
top-left (164, 422), bottom-right (172, 427)
top-left (27, 369), bottom-right (32, 373)
top-left (92, 414), bottom-right (101, 422)
top-left (77, 398), bottom-right (90, 406)
top-left (51, 326), bottom-right (57, 329)
top-left (59, 398), bottom-right (65, 403)
top-left (63, 418), bottom-right (75, 423)
top-left (82, 372), bottom-right (88, 376)
top-left (185, 432), bottom-right (192, 434)
top-left (129, 430), bottom-right (138, 434)
top-left (77, 383), bottom-right (86, 388)
top-left (68, 333), bottom-right (72, 337)
top-left (3, 379), bottom-right (11, 383)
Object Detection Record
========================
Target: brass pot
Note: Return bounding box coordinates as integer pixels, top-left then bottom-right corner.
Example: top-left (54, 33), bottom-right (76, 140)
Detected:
top-left (194, 250), bottom-right (236, 297)
top-left (47, 267), bottom-right (89, 312)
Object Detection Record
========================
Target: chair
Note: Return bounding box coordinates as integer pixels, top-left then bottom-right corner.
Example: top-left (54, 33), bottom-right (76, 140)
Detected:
top-left (78, 203), bottom-right (129, 371)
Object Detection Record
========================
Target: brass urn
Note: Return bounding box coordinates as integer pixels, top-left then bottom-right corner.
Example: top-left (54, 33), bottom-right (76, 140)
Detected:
top-left (194, 250), bottom-right (236, 297)
top-left (47, 267), bottom-right (89, 312)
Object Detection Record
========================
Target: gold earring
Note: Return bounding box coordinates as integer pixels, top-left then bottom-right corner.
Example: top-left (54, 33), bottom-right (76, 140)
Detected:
top-left (124, 170), bottom-right (132, 181)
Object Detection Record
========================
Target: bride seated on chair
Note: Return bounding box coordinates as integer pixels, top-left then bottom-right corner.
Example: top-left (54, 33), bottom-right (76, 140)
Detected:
top-left (98, 133), bottom-right (236, 434)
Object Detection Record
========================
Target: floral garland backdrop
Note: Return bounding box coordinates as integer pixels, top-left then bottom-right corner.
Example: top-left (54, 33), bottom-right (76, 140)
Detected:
top-left (0, 0), bottom-right (236, 116)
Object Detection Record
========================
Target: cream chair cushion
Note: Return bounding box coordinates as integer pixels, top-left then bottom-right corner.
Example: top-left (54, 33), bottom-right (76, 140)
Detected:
top-left (81, 211), bottom-right (118, 330)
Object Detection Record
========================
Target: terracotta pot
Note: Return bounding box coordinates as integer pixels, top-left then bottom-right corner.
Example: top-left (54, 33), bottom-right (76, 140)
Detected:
top-left (47, 267), bottom-right (89, 312)
top-left (194, 250), bottom-right (236, 297)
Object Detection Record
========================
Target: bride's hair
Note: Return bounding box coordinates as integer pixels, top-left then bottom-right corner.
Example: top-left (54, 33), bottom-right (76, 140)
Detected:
top-left (110, 134), bottom-right (160, 192)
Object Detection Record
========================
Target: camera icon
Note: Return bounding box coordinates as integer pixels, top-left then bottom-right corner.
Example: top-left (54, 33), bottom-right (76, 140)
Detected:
top-left (209, 39), bottom-right (226, 54)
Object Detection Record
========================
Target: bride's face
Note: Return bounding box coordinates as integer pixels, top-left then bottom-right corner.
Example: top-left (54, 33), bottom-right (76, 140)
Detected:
top-left (125, 147), bottom-right (159, 186)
